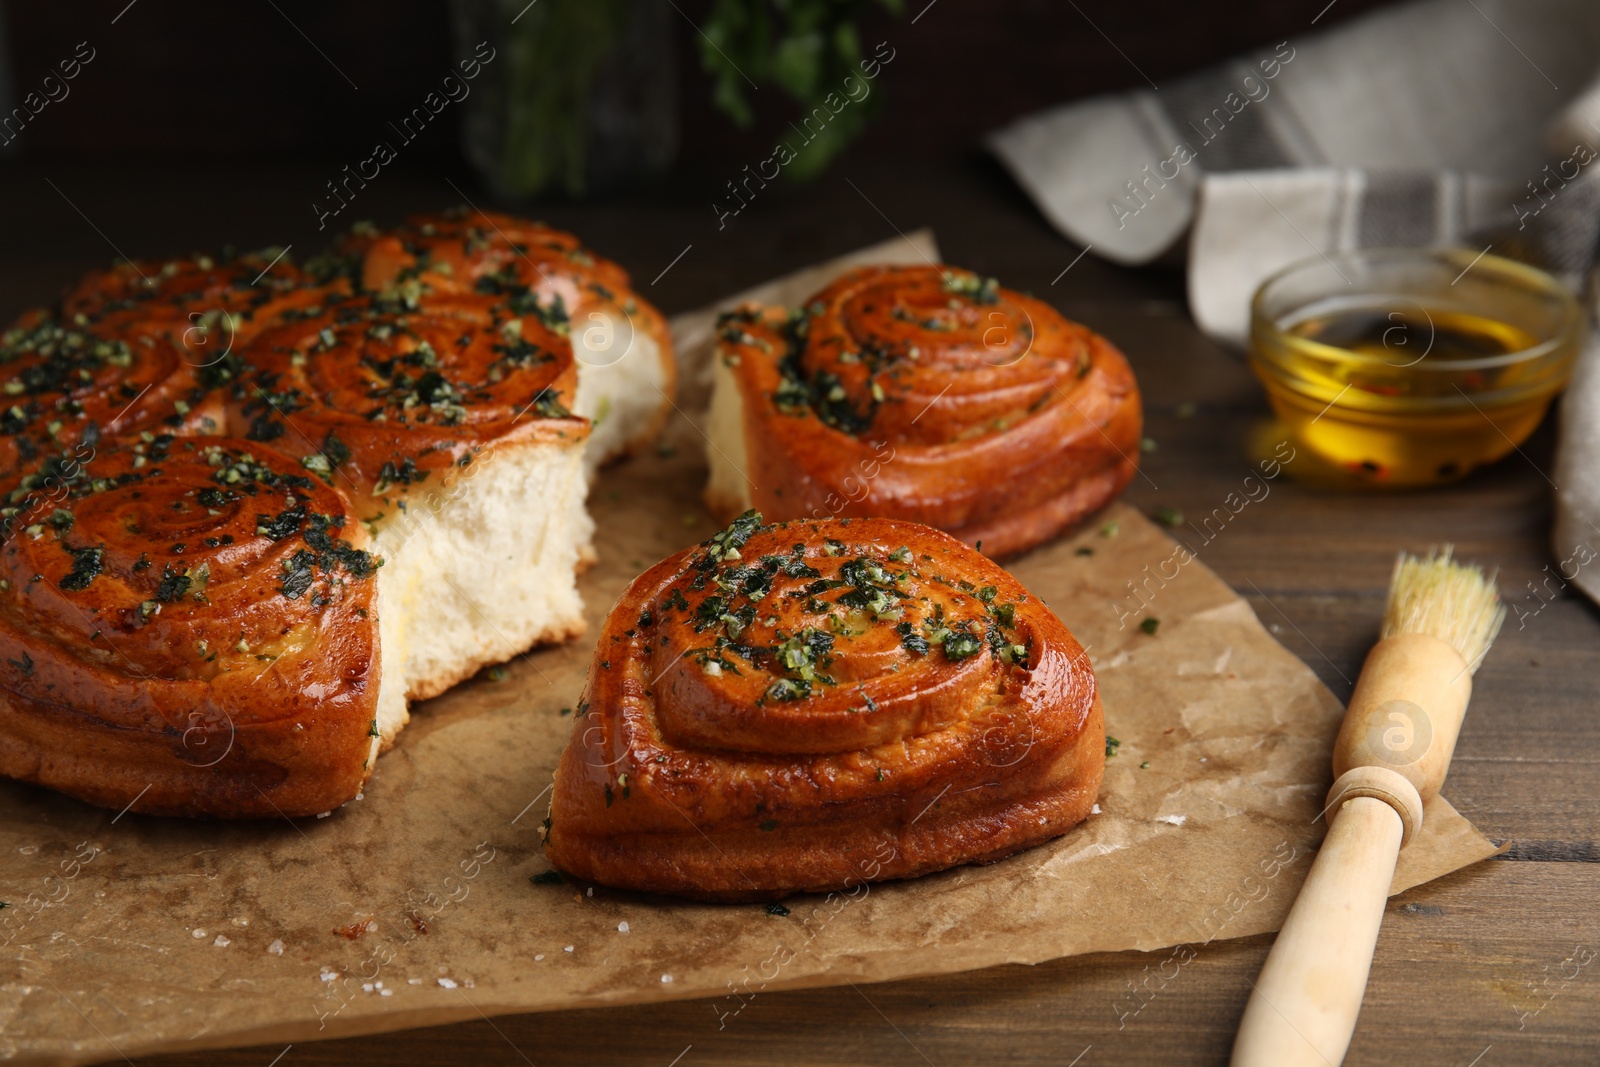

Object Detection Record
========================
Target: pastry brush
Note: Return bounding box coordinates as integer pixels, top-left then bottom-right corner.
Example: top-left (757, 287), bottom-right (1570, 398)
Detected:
top-left (1231, 547), bottom-right (1505, 1067)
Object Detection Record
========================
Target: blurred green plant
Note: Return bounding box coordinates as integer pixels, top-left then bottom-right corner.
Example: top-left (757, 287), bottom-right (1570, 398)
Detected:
top-left (496, 0), bottom-right (634, 196)
top-left (698, 0), bottom-right (903, 180)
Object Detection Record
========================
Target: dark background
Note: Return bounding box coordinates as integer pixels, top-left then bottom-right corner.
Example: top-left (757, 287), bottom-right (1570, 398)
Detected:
top-left (4, 1), bottom-right (1395, 174)
top-left (0, 0), bottom-right (1399, 317)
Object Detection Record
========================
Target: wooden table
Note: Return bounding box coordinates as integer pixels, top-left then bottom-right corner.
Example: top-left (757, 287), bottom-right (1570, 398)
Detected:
top-left (4, 152), bottom-right (1596, 1066)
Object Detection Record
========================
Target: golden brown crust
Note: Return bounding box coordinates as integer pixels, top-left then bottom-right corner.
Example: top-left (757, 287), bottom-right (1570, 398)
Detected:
top-left (0, 311), bottom-right (219, 481)
top-left (61, 252), bottom-right (341, 350)
top-left (227, 290), bottom-right (590, 523)
top-left (0, 252), bottom-right (351, 484)
top-left (712, 265), bottom-right (1142, 558)
top-left (545, 513), bottom-right (1104, 901)
top-left (0, 436), bottom-right (383, 818)
top-left (339, 209), bottom-right (675, 457)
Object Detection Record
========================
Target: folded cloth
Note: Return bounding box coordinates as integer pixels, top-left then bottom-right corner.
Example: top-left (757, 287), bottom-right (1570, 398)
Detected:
top-left (988, 0), bottom-right (1600, 602)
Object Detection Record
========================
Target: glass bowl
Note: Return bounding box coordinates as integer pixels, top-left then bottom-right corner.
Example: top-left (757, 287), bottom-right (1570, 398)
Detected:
top-left (1248, 247), bottom-right (1584, 487)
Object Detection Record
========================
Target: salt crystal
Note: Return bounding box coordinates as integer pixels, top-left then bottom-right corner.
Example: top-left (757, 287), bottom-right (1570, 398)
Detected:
top-left (1156, 814), bottom-right (1188, 826)
top-left (1090, 804), bottom-right (1102, 815)
top-left (316, 811), bottom-right (331, 819)
top-left (362, 982), bottom-right (373, 993)
top-left (380, 988), bottom-right (393, 997)
top-left (563, 945), bottom-right (574, 953)
top-left (191, 929), bottom-right (207, 940)
top-left (617, 922), bottom-right (629, 933)
top-left (534, 954), bottom-right (545, 961)
top-left (266, 939), bottom-right (284, 956)
top-left (586, 888), bottom-right (593, 897)
top-left (408, 978), bottom-right (423, 985)
top-left (320, 969), bottom-right (338, 983)
top-left (437, 977), bottom-right (457, 989)
top-left (354, 792), bottom-right (364, 801)
top-left (213, 935), bottom-right (231, 947)
top-left (661, 974), bottom-right (673, 984)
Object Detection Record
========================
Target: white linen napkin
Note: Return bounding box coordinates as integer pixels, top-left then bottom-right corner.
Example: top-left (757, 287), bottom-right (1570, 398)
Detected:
top-left (987, 0), bottom-right (1600, 601)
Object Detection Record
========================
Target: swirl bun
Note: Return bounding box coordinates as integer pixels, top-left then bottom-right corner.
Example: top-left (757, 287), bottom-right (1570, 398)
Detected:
top-left (0, 210), bottom-right (673, 818)
top-left (545, 512), bottom-right (1103, 901)
top-left (705, 265), bottom-right (1142, 558)
top-left (340, 209), bottom-right (675, 467)
top-left (231, 290), bottom-right (593, 702)
top-left (232, 291), bottom-right (586, 521)
top-left (0, 435), bottom-right (390, 818)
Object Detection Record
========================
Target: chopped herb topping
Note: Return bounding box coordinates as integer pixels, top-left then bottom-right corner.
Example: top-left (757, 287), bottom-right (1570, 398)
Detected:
top-left (939, 270), bottom-right (1001, 305)
top-left (896, 620), bottom-right (929, 655)
top-left (280, 548), bottom-right (317, 600)
top-left (255, 503), bottom-right (306, 541)
top-left (154, 564), bottom-right (191, 602)
top-left (704, 509), bottom-right (761, 564)
top-left (59, 545), bottom-right (105, 591)
top-left (372, 457), bottom-right (425, 496)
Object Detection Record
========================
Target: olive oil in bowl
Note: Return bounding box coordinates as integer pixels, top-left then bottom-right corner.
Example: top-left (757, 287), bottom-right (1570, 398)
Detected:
top-left (1249, 249), bottom-right (1582, 487)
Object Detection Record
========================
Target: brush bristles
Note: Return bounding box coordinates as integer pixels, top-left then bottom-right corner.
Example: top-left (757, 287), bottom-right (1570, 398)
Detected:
top-left (1381, 546), bottom-right (1506, 674)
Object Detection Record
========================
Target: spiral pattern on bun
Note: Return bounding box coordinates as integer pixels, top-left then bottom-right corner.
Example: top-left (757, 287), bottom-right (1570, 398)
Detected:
top-left (545, 512), bottom-right (1104, 901)
top-left (0, 310), bottom-right (220, 479)
top-left (341, 210), bottom-right (637, 315)
top-left (0, 251), bottom-right (348, 480)
top-left (708, 264), bottom-right (1142, 558)
top-left (0, 435), bottom-right (384, 818)
top-left (232, 291), bottom-right (588, 520)
top-left (0, 208), bottom-right (671, 819)
top-left (62, 251), bottom-right (338, 350)
top-left (340, 209), bottom-right (675, 463)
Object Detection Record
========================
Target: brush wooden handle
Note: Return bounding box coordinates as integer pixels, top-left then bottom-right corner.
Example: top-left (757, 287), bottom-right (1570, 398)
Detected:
top-left (1234, 629), bottom-right (1468, 1066)
top-left (1231, 784), bottom-right (1412, 1067)
top-left (1333, 632), bottom-right (1472, 803)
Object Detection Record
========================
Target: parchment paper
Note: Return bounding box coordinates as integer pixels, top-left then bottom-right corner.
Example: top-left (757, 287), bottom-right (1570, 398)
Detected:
top-left (0, 234), bottom-right (1498, 1066)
